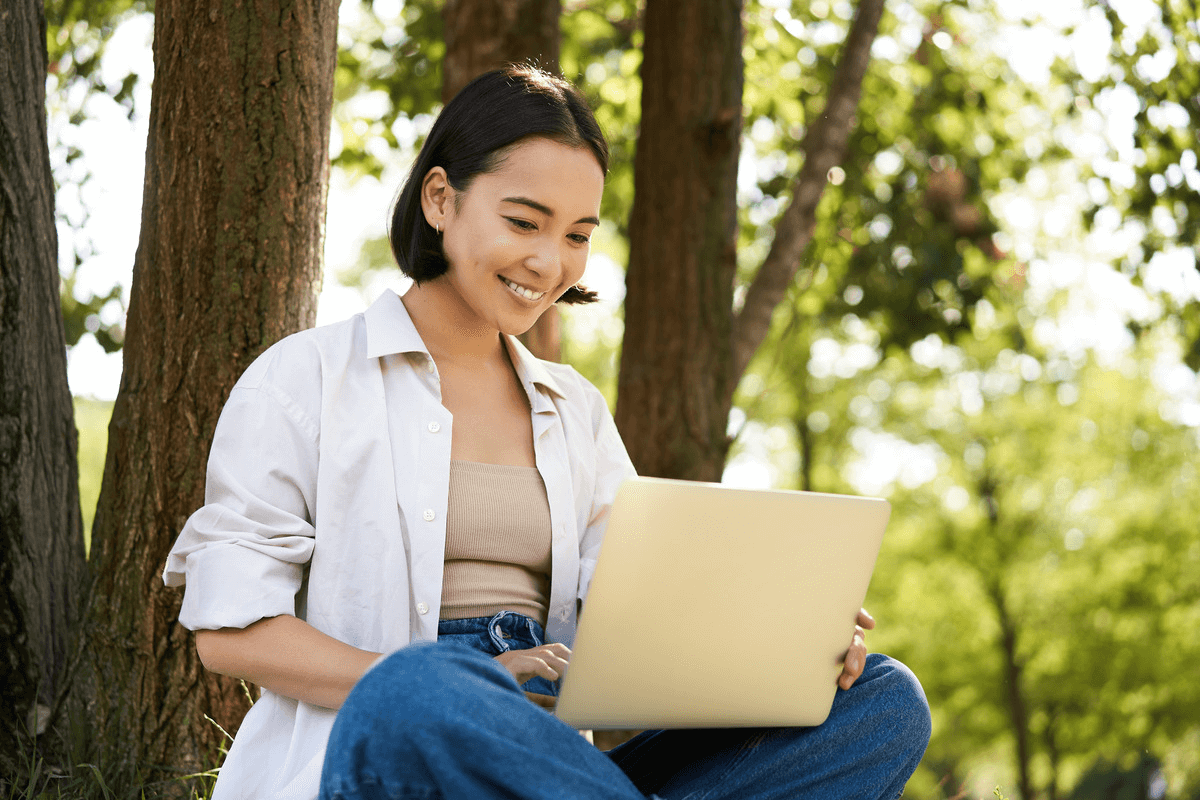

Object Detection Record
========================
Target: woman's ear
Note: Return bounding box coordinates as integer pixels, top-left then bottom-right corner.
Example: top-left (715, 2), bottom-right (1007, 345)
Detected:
top-left (420, 166), bottom-right (451, 231)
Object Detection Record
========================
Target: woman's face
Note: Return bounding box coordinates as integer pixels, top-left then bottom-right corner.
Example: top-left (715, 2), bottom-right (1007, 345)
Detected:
top-left (425, 137), bottom-right (605, 337)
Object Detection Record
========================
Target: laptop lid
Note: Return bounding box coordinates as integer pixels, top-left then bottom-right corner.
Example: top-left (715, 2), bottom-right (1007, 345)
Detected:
top-left (555, 476), bottom-right (890, 730)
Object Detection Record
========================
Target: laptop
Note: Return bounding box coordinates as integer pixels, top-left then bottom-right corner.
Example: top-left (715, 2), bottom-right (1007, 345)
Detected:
top-left (554, 476), bottom-right (890, 730)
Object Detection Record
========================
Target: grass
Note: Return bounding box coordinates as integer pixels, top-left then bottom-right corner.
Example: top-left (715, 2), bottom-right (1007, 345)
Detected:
top-left (3, 709), bottom-right (227, 800)
top-left (2, 747), bottom-right (222, 800)
top-left (74, 397), bottom-right (113, 555)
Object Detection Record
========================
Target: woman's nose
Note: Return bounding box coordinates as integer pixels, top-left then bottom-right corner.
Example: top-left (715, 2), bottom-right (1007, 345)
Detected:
top-left (525, 238), bottom-right (562, 277)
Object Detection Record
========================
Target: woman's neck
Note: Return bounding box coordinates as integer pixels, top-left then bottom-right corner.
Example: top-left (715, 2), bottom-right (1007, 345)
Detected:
top-left (401, 282), bottom-right (505, 363)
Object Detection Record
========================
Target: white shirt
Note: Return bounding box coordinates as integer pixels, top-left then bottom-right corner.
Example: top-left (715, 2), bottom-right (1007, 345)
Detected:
top-left (163, 289), bottom-right (635, 800)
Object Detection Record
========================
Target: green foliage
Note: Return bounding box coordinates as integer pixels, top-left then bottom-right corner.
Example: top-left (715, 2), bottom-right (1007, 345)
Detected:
top-left (46, 0), bottom-right (149, 94)
top-left (331, 0), bottom-right (443, 178)
top-left (782, 316), bottom-right (1200, 797)
top-left (46, 0), bottom-right (148, 355)
top-left (1064, 0), bottom-right (1200, 368)
top-left (61, 278), bottom-right (123, 353)
top-left (742, 1), bottom-right (1048, 357)
top-left (73, 398), bottom-right (113, 553)
top-left (560, 1), bottom-right (642, 235)
top-left (726, 8), bottom-right (1200, 793)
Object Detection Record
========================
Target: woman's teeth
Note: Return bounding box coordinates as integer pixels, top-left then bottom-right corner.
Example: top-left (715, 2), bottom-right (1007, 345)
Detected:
top-left (502, 278), bottom-right (545, 301)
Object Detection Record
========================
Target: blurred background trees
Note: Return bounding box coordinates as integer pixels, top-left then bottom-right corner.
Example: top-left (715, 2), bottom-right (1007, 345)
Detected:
top-left (21, 0), bottom-right (1200, 796)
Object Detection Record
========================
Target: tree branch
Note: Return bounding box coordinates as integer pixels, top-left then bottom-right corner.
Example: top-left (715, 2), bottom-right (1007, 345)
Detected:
top-left (731, 0), bottom-right (885, 379)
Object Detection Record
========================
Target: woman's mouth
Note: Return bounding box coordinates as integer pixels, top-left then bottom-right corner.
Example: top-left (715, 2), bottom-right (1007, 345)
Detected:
top-left (501, 277), bottom-right (547, 301)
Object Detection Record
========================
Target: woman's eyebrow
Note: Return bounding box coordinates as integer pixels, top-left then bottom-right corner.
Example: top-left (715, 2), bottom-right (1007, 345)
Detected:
top-left (502, 196), bottom-right (599, 226)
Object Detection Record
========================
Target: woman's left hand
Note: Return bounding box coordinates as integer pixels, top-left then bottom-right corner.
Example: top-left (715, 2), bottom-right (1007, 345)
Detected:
top-left (838, 608), bottom-right (876, 690)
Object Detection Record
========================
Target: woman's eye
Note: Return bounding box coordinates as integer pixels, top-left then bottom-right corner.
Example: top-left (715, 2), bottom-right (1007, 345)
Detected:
top-left (506, 217), bottom-right (536, 231)
top-left (568, 233), bottom-right (591, 245)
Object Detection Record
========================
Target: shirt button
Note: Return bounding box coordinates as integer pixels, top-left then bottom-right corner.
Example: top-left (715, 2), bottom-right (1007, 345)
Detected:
top-left (423, 508), bottom-right (436, 522)
top-left (426, 361), bottom-right (436, 374)
top-left (427, 421), bottom-right (441, 433)
top-left (558, 608), bottom-right (569, 622)
top-left (416, 602), bottom-right (429, 615)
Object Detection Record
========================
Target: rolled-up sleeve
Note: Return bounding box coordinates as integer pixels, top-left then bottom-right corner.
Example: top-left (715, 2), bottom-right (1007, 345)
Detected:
top-left (164, 378), bottom-right (319, 632)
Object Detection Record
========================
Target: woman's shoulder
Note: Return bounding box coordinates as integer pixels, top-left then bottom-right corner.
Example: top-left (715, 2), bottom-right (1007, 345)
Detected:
top-left (235, 314), bottom-right (368, 393)
top-left (219, 314), bottom-right (373, 443)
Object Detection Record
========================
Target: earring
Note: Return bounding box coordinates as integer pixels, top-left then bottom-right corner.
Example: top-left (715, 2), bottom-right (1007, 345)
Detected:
top-left (436, 222), bottom-right (441, 234)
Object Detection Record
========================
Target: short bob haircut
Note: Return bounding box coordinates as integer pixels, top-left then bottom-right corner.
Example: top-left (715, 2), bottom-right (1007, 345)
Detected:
top-left (390, 64), bottom-right (608, 305)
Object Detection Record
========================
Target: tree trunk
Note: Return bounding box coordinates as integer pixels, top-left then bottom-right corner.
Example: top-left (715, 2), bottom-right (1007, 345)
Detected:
top-left (442, 0), bottom-right (564, 361)
top-left (991, 581), bottom-right (1034, 800)
top-left (75, 0), bottom-right (337, 786)
top-left (441, 0), bottom-right (561, 102)
top-left (615, 0), bottom-right (884, 482)
top-left (981, 478), bottom-right (1034, 800)
top-left (615, 0), bottom-right (745, 481)
top-left (0, 0), bottom-right (88, 773)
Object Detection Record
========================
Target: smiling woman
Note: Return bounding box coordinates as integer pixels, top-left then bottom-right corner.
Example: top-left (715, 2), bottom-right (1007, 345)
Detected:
top-left (163, 64), bottom-right (928, 800)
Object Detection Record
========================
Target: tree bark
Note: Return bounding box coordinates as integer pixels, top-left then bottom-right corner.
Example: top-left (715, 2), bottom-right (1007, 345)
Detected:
top-left (75, 0), bottom-right (337, 785)
top-left (615, 0), bottom-right (745, 481)
top-left (732, 0), bottom-right (884, 381)
top-left (441, 0), bottom-right (561, 102)
top-left (441, 0), bottom-right (564, 362)
top-left (0, 0), bottom-right (88, 773)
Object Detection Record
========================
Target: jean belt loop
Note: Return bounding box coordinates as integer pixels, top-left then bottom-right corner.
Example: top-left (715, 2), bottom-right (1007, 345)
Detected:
top-left (525, 616), bottom-right (543, 647)
top-left (488, 610), bottom-right (512, 653)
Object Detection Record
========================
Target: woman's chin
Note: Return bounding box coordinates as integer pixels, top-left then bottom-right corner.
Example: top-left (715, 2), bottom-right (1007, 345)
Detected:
top-left (497, 305), bottom-right (553, 338)
top-left (505, 318), bottom-right (541, 338)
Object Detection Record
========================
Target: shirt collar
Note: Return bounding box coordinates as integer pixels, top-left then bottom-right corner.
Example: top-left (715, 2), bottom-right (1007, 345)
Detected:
top-left (363, 289), bottom-right (567, 401)
top-left (364, 289), bottom-right (429, 358)
top-left (502, 333), bottom-right (566, 403)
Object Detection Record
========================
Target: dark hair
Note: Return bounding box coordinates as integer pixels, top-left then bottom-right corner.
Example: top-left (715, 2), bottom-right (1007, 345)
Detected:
top-left (390, 64), bottom-right (607, 305)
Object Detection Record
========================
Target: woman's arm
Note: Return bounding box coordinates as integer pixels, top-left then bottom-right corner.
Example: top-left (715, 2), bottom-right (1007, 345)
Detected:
top-left (195, 615), bottom-right (381, 710)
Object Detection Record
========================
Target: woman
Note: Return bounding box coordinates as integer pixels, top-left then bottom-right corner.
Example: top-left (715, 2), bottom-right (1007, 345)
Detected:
top-left (165, 65), bottom-right (930, 800)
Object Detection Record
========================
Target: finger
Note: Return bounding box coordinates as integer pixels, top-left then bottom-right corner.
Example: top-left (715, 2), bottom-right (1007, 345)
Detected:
top-left (495, 652), bottom-right (556, 685)
top-left (839, 634), bottom-right (868, 690)
top-left (541, 642), bottom-right (572, 660)
top-left (857, 608), bottom-right (876, 630)
top-left (842, 628), bottom-right (865, 657)
top-left (838, 658), bottom-right (861, 690)
top-left (538, 653), bottom-right (569, 676)
top-left (524, 656), bottom-right (561, 682)
top-left (524, 691), bottom-right (557, 710)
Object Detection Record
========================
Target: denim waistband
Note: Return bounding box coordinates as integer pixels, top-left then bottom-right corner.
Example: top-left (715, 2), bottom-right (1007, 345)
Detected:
top-left (437, 611), bottom-right (558, 697)
top-left (438, 610), bottom-right (547, 652)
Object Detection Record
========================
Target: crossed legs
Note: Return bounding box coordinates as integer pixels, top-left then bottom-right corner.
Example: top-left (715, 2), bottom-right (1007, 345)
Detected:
top-left (319, 643), bottom-right (930, 800)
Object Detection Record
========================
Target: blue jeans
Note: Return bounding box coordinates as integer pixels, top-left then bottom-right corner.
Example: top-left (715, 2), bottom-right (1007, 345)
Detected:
top-left (436, 611), bottom-right (561, 698)
top-left (320, 612), bottom-right (930, 800)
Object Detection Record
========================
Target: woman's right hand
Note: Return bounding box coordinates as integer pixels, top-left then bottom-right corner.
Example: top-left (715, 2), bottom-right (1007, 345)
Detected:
top-left (494, 643), bottom-right (570, 709)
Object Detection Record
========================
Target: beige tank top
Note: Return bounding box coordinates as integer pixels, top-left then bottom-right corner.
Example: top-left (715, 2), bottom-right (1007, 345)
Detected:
top-left (440, 460), bottom-right (553, 627)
